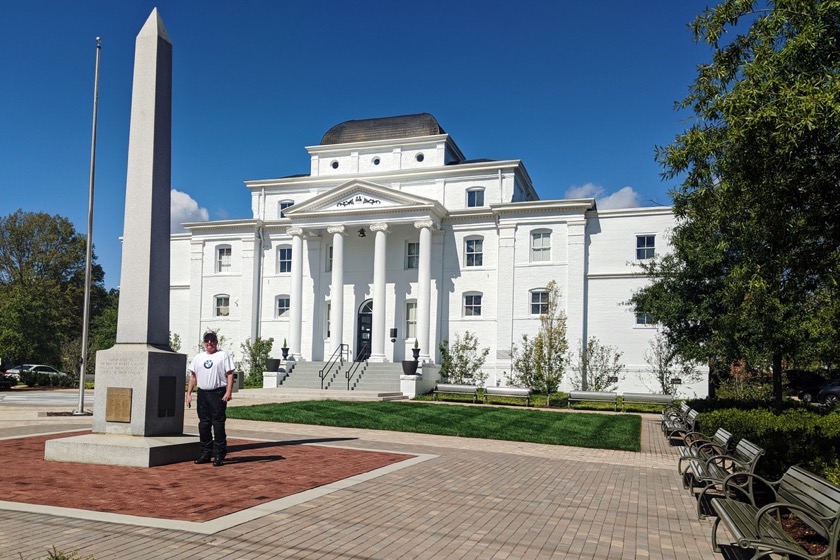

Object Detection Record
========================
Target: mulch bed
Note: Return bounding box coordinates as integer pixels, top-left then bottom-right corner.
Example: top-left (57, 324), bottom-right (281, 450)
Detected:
top-left (1, 432), bottom-right (410, 522)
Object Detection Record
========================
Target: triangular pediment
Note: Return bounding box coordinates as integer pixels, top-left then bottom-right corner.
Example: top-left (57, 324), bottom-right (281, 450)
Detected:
top-left (284, 180), bottom-right (440, 216)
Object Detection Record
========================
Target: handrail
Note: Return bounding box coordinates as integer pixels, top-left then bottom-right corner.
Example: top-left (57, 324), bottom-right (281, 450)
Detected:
top-left (320, 344), bottom-right (348, 389)
top-left (346, 344), bottom-right (369, 390)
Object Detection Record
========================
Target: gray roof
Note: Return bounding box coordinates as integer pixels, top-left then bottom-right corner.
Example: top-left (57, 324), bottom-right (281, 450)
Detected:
top-left (321, 113), bottom-right (446, 145)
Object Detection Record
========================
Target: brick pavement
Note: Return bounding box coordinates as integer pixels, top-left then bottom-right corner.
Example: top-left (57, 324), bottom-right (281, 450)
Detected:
top-left (0, 395), bottom-right (720, 559)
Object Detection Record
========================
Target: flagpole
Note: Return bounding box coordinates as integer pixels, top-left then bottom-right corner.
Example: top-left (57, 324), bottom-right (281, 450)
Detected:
top-left (75, 37), bottom-right (102, 415)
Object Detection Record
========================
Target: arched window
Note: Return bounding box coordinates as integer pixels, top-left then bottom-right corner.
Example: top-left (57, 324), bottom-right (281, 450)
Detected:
top-left (466, 187), bottom-right (485, 208)
top-left (463, 292), bottom-right (483, 317)
top-left (215, 244), bottom-right (232, 273)
top-left (214, 294), bottom-right (230, 317)
top-left (276, 245), bottom-right (292, 274)
top-left (275, 295), bottom-right (290, 318)
top-left (278, 200), bottom-right (294, 219)
top-left (530, 230), bottom-right (551, 263)
top-left (464, 236), bottom-right (483, 267)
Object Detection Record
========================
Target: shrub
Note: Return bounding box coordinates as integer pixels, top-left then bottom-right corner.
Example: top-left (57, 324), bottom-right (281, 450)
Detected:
top-left (19, 370), bottom-right (75, 388)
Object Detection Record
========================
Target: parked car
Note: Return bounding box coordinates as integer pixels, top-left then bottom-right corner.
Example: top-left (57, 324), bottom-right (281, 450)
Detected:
top-left (816, 380), bottom-right (840, 406)
top-left (5, 364), bottom-right (70, 386)
top-left (785, 369), bottom-right (836, 403)
top-left (0, 373), bottom-right (13, 390)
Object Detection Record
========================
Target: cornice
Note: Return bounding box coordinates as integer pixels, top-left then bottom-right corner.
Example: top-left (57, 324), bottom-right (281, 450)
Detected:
top-left (491, 198), bottom-right (595, 215)
top-left (305, 133), bottom-right (452, 155)
top-left (590, 206), bottom-right (674, 218)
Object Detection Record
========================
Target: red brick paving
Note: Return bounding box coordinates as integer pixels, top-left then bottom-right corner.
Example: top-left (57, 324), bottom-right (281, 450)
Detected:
top-left (2, 432), bottom-right (409, 522)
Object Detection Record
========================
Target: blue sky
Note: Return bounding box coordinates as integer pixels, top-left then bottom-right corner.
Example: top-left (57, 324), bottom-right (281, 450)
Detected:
top-left (1, 1), bottom-right (711, 289)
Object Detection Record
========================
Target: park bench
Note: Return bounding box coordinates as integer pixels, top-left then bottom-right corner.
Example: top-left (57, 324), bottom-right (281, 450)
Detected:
top-left (663, 408), bottom-right (699, 444)
top-left (433, 383), bottom-right (479, 403)
top-left (621, 392), bottom-right (674, 412)
top-left (689, 438), bottom-right (765, 519)
top-left (567, 390), bottom-right (618, 411)
top-left (677, 427), bottom-right (735, 485)
top-left (484, 386), bottom-right (531, 406)
top-left (711, 465), bottom-right (840, 560)
top-left (662, 401), bottom-right (690, 429)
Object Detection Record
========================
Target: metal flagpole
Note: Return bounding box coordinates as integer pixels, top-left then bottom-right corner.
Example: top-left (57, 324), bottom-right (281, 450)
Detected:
top-left (75, 37), bottom-right (102, 415)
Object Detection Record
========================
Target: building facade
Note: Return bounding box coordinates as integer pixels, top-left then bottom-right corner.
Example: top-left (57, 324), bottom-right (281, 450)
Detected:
top-left (169, 114), bottom-right (707, 397)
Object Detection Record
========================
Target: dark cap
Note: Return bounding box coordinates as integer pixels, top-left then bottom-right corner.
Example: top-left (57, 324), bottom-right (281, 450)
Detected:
top-left (203, 331), bottom-right (218, 344)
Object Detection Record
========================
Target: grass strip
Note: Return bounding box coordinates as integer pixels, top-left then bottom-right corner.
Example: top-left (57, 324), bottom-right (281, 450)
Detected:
top-left (227, 400), bottom-right (642, 451)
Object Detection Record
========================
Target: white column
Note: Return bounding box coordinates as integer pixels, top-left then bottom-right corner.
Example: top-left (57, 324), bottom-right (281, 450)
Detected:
top-left (288, 227), bottom-right (304, 360)
top-left (369, 222), bottom-right (389, 362)
top-left (415, 220), bottom-right (434, 362)
top-left (327, 225), bottom-right (345, 356)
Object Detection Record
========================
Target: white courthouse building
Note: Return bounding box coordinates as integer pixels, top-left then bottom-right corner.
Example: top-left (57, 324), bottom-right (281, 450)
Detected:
top-left (169, 114), bottom-right (706, 398)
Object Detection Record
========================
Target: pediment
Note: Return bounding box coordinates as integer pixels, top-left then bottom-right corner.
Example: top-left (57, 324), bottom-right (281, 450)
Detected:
top-left (284, 180), bottom-right (439, 216)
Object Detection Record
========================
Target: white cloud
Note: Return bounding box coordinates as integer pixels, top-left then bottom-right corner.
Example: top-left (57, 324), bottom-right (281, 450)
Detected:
top-left (565, 183), bottom-right (641, 210)
top-left (171, 189), bottom-right (209, 233)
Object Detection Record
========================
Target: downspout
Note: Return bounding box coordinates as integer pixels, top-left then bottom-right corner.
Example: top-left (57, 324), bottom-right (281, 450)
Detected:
top-left (253, 224), bottom-right (265, 339)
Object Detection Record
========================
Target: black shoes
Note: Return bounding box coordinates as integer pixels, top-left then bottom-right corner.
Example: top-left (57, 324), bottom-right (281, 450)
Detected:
top-left (195, 454), bottom-right (225, 466)
top-left (213, 457), bottom-right (224, 467)
top-left (194, 455), bottom-right (212, 465)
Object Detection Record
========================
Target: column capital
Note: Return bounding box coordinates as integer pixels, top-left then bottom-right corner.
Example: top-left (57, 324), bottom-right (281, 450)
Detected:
top-left (327, 225), bottom-right (346, 235)
top-left (413, 219), bottom-right (437, 230)
top-left (370, 222), bottom-right (390, 233)
top-left (287, 227), bottom-right (304, 237)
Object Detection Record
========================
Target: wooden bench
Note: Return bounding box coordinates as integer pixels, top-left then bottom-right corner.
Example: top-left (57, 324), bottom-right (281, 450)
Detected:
top-left (677, 427), bottom-right (734, 485)
top-left (711, 465), bottom-right (840, 560)
top-left (621, 392), bottom-right (673, 412)
top-left (567, 391), bottom-right (618, 411)
top-left (689, 438), bottom-right (765, 519)
top-left (433, 383), bottom-right (478, 403)
top-left (484, 386), bottom-right (531, 406)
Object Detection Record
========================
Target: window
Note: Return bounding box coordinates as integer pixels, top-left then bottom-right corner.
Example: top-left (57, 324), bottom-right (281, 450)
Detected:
top-left (406, 242), bottom-right (419, 269)
top-left (467, 188), bottom-right (485, 208)
top-left (276, 295), bottom-right (290, 318)
top-left (464, 293), bottom-right (482, 316)
top-left (214, 295), bottom-right (230, 317)
top-left (216, 246), bottom-right (231, 273)
top-left (636, 312), bottom-right (655, 326)
top-left (636, 235), bottom-right (655, 260)
top-left (278, 200), bottom-right (294, 219)
top-left (325, 302), bottom-right (331, 338)
top-left (277, 246), bottom-right (292, 273)
top-left (465, 237), bottom-right (483, 267)
top-left (406, 301), bottom-right (417, 339)
top-left (531, 231), bottom-right (551, 262)
top-left (530, 290), bottom-right (549, 315)
top-left (326, 245), bottom-right (333, 273)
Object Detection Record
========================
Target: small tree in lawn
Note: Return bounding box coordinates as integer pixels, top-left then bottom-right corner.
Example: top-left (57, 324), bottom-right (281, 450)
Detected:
top-left (240, 336), bottom-right (274, 388)
top-left (568, 337), bottom-right (624, 392)
top-left (438, 331), bottom-right (490, 386)
top-left (508, 280), bottom-right (568, 406)
top-left (643, 331), bottom-right (702, 395)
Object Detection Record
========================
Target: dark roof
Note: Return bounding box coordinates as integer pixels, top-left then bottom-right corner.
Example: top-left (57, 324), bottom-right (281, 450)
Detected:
top-left (321, 113), bottom-right (445, 145)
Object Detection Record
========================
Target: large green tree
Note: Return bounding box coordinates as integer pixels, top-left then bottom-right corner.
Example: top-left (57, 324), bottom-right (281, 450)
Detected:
top-left (633, 0), bottom-right (840, 410)
top-left (0, 210), bottom-right (107, 368)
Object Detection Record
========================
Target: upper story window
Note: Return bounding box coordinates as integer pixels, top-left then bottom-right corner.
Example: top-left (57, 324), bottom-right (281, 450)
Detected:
top-left (466, 188), bottom-right (485, 208)
top-left (531, 231), bottom-right (551, 263)
top-left (530, 289), bottom-right (549, 315)
top-left (405, 301), bottom-right (417, 339)
top-left (465, 237), bottom-right (483, 267)
top-left (464, 293), bottom-right (483, 317)
top-left (635, 312), bottom-right (655, 326)
top-left (214, 295), bottom-right (230, 317)
top-left (636, 235), bottom-right (656, 260)
top-left (275, 295), bottom-right (290, 318)
top-left (326, 246), bottom-right (333, 273)
top-left (216, 245), bottom-right (231, 273)
top-left (277, 246), bottom-right (292, 274)
top-left (278, 200), bottom-right (294, 219)
top-left (406, 242), bottom-right (419, 269)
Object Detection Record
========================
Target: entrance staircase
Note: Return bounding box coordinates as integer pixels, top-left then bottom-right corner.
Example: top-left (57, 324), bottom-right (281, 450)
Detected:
top-left (273, 360), bottom-right (406, 400)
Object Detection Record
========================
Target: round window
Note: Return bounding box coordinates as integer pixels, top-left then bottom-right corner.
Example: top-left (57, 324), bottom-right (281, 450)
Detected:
top-left (372, 157), bottom-right (381, 166)
top-left (331, 160), bottom-right (339, 169)
top-left (415, 153), bottom-right (425, 162)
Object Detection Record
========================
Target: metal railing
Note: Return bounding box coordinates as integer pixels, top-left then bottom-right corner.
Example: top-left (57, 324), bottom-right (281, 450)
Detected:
top-left (346, 344), bottom-right (369, 390)
top-left (320, 344), bottom-right (348, 389)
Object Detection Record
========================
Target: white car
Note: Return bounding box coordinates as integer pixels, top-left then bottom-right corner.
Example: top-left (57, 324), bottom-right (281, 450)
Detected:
top-left (5, 364), bottom-right (69, 380)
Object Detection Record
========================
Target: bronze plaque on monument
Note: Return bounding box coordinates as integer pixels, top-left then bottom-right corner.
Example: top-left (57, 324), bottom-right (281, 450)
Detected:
top-left (106, 387), bottom-right (132, 422)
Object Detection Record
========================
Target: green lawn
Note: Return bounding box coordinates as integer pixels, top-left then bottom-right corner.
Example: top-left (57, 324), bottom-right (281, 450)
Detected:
top-left (227, 400), bottom-right (642, 451)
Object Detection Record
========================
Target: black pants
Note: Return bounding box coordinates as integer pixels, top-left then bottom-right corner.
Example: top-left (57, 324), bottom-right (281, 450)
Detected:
top-left (197, 388), bottom-right (227, 458)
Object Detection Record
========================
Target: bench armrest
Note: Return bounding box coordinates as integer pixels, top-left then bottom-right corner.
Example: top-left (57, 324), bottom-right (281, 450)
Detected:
top-left (721, 471), bottom-right (778, 507)
top-left (755, 501), bottom-right (836, 536)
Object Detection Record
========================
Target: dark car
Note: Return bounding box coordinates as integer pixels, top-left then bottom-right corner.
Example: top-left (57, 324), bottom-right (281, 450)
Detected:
top-left (785, 369), bottom-right (836, 403)
top-left (816, 380), bottom-right (840, 406)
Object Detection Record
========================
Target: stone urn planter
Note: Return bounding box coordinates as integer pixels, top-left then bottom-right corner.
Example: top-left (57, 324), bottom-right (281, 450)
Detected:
top-left (401, 360), bottom-right (418, 376)
top-left (265, 358), bottom-right (281, 372)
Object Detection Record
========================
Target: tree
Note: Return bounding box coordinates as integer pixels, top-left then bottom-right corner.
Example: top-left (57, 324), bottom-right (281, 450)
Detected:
top-left (568, 337), bottom-right (624, 392)
top-left (643, 332), bottom-right (704, 396)
top-left (438, 331), bottom-right (490, 385)
top-left (508, 280), bottom-right (568, 406)
top-left (0, 211), bottom-right (107, 366)
top-left (240, 336), bottom-right (274, 387)
top-left (634, 1), bottom-right (840, 411)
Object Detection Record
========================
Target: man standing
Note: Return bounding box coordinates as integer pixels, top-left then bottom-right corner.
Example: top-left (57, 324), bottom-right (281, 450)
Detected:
top-left (186, 331), bottom-right (234, 466)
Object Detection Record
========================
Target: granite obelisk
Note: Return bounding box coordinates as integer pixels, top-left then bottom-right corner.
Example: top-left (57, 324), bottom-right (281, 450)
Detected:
top-left (46, 9), bottom-right (197, 466)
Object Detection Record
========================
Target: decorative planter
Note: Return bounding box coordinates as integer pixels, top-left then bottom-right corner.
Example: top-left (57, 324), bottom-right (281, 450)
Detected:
top-left (281, 347), bottom-right (289, 360)
top-left (265, 358), bottom-right (281, 372)
top-left (412, 347), bottom-right (421, 360)
top-left (401, 360), bottom-right (418, 376)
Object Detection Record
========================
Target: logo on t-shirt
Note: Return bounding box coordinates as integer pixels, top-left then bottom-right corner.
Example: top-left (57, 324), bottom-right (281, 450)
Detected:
top-left (204, 360), bottom-right (213, 369)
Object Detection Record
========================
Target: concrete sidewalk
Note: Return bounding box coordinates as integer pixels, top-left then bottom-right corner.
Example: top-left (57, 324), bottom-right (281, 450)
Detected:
top-left (0, 394), bottom-right (718, 559)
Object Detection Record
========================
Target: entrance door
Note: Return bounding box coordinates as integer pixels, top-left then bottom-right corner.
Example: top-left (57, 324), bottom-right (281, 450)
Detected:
top-left (356, 300), bottom-right (373, 361)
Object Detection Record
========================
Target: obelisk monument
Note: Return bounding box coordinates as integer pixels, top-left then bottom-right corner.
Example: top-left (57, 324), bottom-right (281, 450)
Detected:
top-left (46, 9), bottom-right (197, 466)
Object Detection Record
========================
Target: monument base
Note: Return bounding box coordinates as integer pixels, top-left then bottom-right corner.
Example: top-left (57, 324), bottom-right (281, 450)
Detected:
top-left (45, 433), bottom-right (199, 467)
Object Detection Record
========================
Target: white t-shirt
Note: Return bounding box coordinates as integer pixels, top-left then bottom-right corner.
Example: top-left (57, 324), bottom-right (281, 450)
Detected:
top-left (190, 350), bottom-right (234, 390)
